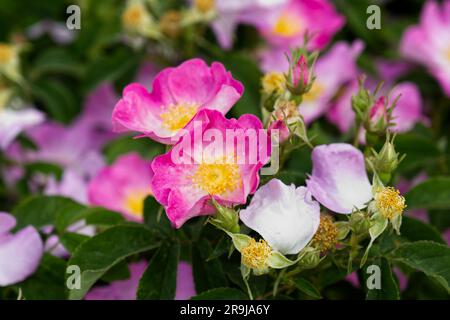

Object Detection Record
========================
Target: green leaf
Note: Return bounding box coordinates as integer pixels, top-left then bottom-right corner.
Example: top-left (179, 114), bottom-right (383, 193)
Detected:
top-left (294, 278), bottom-right (322, 299)
top-left (103, 135), bottom-right (165, 164)
top-left (13, 196), bottom-right (85, 230)
top-left (366, 258), bottom-right (400, 300)
top-left (55, 206), bottom-right (124, 234)
top-left (17, 254), bottom-right (67, 300)
top-left (191, 288), bottom-right (248, 300)
top-left (30, 79), bottom-right (79, 123)
top-left (67, 225), bottom-right (159, 300)
top-left (405, 177), bottom-right (450, 210)
top-left (137, 242), bottom-right (180, 299)
top-left (401, 217), bottom-right (444, 244)
top-left (192, 239), bottom-right (228, 293)
top-left (215, 53), bottom-right (262, 118)
top-left (143, 196), bottom-right (175, 238)
top-left (390, 241), bottom-right (450, 293)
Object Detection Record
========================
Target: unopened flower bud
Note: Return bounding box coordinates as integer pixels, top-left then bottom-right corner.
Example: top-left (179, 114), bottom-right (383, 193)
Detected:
top-left (367, 96), bottom-right (389, 134)
top-left (298, 247), bottom-right (320, 269)
top-left (160, 10), bottom-right (182, 38)
top-left (286, 50), bottom-right (315, 96)
top-left (210, 198), bottom-right (240, 233)
top-left (351, 77), bottom-right (373, 122)
top-left (349, 211), bottom-right (370, 235)
top-left (293, 55), bottom-right (308, 88)
top-left (367, 134), bottom-right (405, 181)
top-left (268, 120), bottom-right (290, 144)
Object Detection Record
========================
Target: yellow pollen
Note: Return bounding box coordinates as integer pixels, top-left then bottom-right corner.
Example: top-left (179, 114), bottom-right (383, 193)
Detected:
top-left (445, 48), bottom-right (450, 63)
top-left (124, 190), bottom-right (150, 218)
top-left (192, 157), bottom-right (242, 195)
top-left (0, 44), bottom-right (14, 65)
top-left (122, 4), bottom-right (146, 29)
top-left (194, 0), bottom-right (215, 13)
top-left (160, 103), bottom-right (198, 131)
top-left (273, 13), bottom-right (302, 37)
top-left (312, 215), bottom-right (338, 252)
top-left (262, 72), bottom-right (285, 95)
top-left (302, 82), bottom-right (324, 102)
top-left (374, 187), bottom-right (406, 219)
top-left (241, 239), bottom-right (272, 270)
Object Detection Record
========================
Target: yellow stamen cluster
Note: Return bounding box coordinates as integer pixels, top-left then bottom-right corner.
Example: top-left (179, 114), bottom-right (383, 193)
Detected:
top-left (241, 239), bottom-right (272, 270)
top-left (194, 0), bottom-right (215, 13)
top-left (374, 186), bottom-right (406, 219)
top-left (302, 82), bottom-right (324, 102)
top-left (262, 72), bottom-right (285, 95)
top-left (122, 3), bottom-right (147, 30)
top-left (192, 158), bottom-right (242, 195)
top-left (312, 215), bottom-right (338, 252)
top-left (124, 190), bottom-right (151, 218)
top-left (160, 103), bottom-right (198, 131)
top-left (273, 13), bottom-right (302, 37)
top-left (0, 43), bottom-right (14, 65)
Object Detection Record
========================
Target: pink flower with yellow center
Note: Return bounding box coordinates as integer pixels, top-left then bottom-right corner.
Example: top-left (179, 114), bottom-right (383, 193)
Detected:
top-left (87, 153), bottom-right (153, 221)
top-left (112, 58), bottom-right (244, 144)
top-left (151, 109), bottom-right (271, 228)
top-left (400, 0), bottom-right (450, 97)
top-left (258, 0), bottom-right (345, 50)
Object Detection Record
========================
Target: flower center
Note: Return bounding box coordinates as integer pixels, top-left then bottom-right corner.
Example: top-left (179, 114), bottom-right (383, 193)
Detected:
top-left (262, 72), bottom-right (285, 95)
top-left (312, 215), bottom-right (338, 252)
top-left (160, 103), bottom-right (198, 132)
top-left (194, 0), bottom-right (215, 13)
top-left (192, 158), bottom-right (242, 195)
top-left (374, 187), bottom-right (406, 219)
top-left (273, 13), bottom-right (302, 37)
top-left (241, 238), bottom-right (272, 270)
top-left (124, 190), bottom-right (150, 218)
top-left (0, 44), bottom-right (14, 65)
top-left (302, 82), bottom-right (324, 102)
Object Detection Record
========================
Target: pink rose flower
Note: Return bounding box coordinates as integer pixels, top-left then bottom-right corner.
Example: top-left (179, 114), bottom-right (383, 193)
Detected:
top-left (151, 109), bottom-right (271, 228)
top-left (112, 58), bottom-right (244, 144)
top-left (400, 0), bottom-right (450, 97)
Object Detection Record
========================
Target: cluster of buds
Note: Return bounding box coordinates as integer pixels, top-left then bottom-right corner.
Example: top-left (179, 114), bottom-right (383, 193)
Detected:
top-left (121, 0), bottom-right (216, 41)
top-left (352, 76), bottom-right (399, 138)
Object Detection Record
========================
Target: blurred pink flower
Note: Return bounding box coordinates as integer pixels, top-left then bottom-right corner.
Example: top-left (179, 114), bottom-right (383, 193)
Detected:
top-left (112, 58), bottom-right (244, 144)
top-left (151, 109), bottom-right (271, 228)
top-left (211, 0), bottom-right (288, 49)
top-left (268, 120), bottom-right (290, 144)
top-left (88, 153), bottom-right (153, 221)
top-left (0, 212), bottom-right (43, 286)
top-left (85, 261), bottom-right (196, 300)
top-left (257, 0), bottom-right (345, 50)
top-left (400, 0), bottom-right (450, 97)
